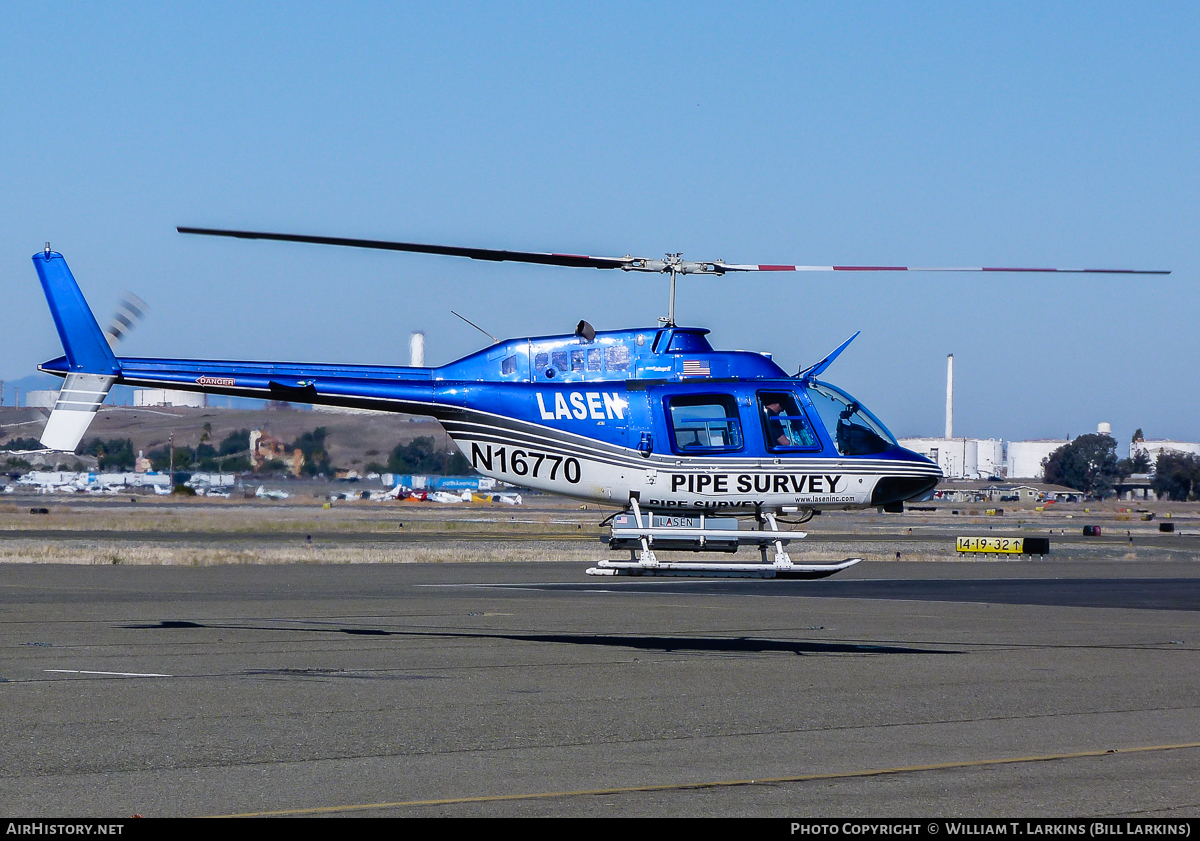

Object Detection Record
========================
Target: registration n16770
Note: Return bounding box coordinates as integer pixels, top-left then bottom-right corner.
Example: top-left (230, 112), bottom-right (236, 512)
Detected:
top-left (470, 443), bottom-right (581, 484)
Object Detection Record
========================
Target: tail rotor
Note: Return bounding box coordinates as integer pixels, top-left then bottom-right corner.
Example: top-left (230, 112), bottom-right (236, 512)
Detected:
top-left (104, 292), bottom-right (147, 349)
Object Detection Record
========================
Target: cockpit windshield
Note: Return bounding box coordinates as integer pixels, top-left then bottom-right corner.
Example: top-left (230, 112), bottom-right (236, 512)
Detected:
top-left (805, 382), bottom-right (897, 456)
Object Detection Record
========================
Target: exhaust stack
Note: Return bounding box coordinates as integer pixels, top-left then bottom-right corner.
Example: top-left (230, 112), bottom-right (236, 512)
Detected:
top-left (945, 353), bottom-right (954, 439)
top-left (409, 331), bottom-right (425, 368)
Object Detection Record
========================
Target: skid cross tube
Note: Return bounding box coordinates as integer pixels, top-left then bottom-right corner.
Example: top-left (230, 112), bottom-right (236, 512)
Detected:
top-left (594, 503), bottom-right (860, 578)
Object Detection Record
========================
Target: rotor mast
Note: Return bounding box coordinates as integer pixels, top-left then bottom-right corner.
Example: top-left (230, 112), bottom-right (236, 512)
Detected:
top-left (632, 253), bottom-right (728, 327)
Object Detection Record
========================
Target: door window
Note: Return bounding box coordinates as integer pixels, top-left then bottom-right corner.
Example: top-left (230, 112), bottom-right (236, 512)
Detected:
top-left (757, 391), bottom-right (819, 451)
top-left (666, 394), bottom-right (743, 453)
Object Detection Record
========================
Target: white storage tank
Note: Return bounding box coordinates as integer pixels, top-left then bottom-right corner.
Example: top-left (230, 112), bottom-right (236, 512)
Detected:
top-left (24, 390), bottom-right (58, 409)
top-left (962, 439), bottom-right (979, 478)
top-left (975, 439), bottom-right (1004, 478)
top-left (898, 437), bottom-right (986, 479)
top-left (134, 389), bottom-right (206, 408)
top-left (1006, 440), bottom-right (1068, 479)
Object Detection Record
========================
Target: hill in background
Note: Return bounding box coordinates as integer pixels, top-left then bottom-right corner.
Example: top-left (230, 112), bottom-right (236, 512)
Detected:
top-left (0, 406), bottom-right (456, 474)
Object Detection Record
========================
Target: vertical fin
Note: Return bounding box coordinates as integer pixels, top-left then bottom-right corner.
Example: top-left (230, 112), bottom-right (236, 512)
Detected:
top-left (33, 249), bottom-right (120, 375)
top-left (33, 249), bottom-right (119, 451)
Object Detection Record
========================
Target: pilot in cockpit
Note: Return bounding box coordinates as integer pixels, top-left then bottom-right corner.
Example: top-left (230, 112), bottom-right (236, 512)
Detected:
top-left (764, 401), bottom-right (793, 448)
top-left (764, 399), bottom-right (819, 449)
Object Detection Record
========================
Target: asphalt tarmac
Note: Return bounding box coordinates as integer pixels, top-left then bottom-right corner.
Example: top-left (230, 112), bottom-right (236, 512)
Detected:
top-left (3, 559), bottom-right (1199, 817)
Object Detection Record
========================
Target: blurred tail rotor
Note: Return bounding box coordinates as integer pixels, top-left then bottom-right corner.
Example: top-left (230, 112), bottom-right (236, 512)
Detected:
top-left (104, 292), bottom-right (147, 349)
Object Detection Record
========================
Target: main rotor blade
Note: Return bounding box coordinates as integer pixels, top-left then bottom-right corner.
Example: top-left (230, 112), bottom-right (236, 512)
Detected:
top-left (178, 228), bottom-right (1170, 275)
top-left (177, 227), bottom-right (635, 270)
top-left (716, 263), bottom-right (1171, 274)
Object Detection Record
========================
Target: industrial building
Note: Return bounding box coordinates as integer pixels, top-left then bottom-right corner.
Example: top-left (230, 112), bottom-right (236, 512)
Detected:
top-left (133, 389), bottom-right (206, 408)
top-left (898, 436), bottom-right (1004, 480)
top-left (1132, 439), bottom-right (1200, 460)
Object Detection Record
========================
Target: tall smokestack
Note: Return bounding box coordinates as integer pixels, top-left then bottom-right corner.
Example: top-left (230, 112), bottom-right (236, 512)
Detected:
top-left (409, 331), bottom-right (425, 368)
top-left (945, 353), bottom-right (954, 439)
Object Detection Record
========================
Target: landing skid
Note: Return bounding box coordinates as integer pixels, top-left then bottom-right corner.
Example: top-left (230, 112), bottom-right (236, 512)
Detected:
top-left (586, 558), bottom-right (862, 579)
top-left (588, 498), bottom-right (862, 579)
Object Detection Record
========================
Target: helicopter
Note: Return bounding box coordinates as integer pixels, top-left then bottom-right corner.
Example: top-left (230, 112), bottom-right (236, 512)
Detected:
top-left (31, 232), bottom-right (1168, 579)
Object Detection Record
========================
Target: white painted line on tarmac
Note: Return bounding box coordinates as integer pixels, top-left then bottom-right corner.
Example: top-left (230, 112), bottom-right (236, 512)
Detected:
top-left (45, 669), bottom-right (173, 677)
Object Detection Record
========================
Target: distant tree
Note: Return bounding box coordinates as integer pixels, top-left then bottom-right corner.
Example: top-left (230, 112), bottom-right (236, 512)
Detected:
top-left (1115, 449), bottom-right (1151, 480)
top-left (1132, 428), bottom-right (1144, 443)
top-left (386, 437), bottom-right (475, 475)
top-left (2, 437), bottom-right (46, 451)
top-left (218, 429), bottom-right (250, 456)
top-left (387, 437), bottom-right (445, 474)
top-left (292, 427), bottom-right (333, 476)
top-left (1152, 453), bottom-right (1200, 501)
top-left (172, 446), bottom-right (194, 470)
top-left (195, 442), bottom-right (219, 471)
top-left (220, 455), bottom-right (251, 473)
top-left (1042, 433), bottom-right (1119, 498)
top-left (447, 450), bottom-right (471, 475)
top-left (147, 445), bottom-right (195, 473)
top-left (147, 447), bottom-right (171, 472)
top-left (79, 437), bottom-right (136, 471)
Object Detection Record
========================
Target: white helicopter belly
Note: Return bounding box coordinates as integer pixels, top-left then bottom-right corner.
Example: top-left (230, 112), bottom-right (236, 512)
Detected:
top-left (454, 436), bottom-right (889, 511)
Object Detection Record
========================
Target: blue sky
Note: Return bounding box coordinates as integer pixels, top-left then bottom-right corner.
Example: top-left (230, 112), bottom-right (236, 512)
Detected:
top-left (2, 2), bottom-right (1195, 444)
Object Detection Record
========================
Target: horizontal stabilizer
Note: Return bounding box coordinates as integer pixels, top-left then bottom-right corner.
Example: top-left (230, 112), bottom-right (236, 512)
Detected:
top-left (39, 373), bottom-right (116, 451)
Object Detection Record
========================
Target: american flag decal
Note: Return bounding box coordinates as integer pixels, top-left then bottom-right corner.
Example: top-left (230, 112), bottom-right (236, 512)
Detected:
top-left (681, 359), bottom-right (710, 376)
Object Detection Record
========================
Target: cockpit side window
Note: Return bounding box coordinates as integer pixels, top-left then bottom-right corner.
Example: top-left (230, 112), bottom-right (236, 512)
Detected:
top-left (666, 332), bottom-right (712, 353)
top-left (804, 382), bottom-right (897, 456)
top-left (757, 391), bottom-right (819, 452)
top-left (665, 394), bottom-right (743, 453)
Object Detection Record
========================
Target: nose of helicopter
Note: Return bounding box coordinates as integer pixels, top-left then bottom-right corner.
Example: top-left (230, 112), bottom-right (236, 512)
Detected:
top-left (868, 446), bottom-right (942, 507)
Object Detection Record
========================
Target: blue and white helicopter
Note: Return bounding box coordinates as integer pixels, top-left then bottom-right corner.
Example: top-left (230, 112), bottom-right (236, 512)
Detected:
top-left (32, 232), bottom-right (1167, 579)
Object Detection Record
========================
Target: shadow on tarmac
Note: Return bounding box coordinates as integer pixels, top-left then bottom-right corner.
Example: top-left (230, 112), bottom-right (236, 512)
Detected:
top-left (119, 620), bottom-right (955, 656)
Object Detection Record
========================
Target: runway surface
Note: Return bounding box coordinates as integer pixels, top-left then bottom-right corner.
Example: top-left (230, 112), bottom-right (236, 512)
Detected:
top-left (3, 559), bottom-right (1199, 817)
top-left (0, 527), bottom-right (1192, 548)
